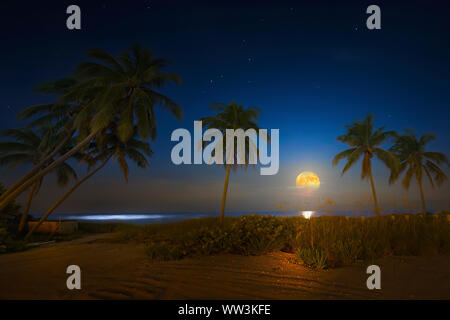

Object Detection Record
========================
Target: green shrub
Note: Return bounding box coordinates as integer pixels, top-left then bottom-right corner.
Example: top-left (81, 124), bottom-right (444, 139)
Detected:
top-left (0, 222), bottom-right (26, 253)
top-left (183, 225), bottom-right (232, 255)
top-left (230, 215), bottom-right (290, 255)
top-left (137, 215), bottom-right (294, 260)
top-left (295, 247), bottom-right (328, 269)
top-left (145, 241), bottom-right (185, 260)
top-left (107, 213), bottom-right (450, 269)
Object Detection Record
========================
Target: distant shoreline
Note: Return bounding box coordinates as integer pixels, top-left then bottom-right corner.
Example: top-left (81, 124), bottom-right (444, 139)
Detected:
top-left (30, 210), bottom-right (443, 225)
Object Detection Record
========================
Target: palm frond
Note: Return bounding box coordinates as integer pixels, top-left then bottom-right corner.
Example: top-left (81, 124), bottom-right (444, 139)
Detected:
top-left (423, 152), bottom-right (448, 166)
top-left (373, 147), bottom-right (400, 183)
top-left (54, 162), bottom-right (78, 187)
top-left (86, 48), bottom-right (125, 74)
top-left (425, 160), bottom-right (447, 186)
top-left (332, 148), bottom-right (358, 166)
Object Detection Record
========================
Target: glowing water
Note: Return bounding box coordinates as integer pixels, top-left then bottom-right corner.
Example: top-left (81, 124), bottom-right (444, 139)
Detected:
top-left (63, 214), bottom-right (164, 221)
top-left (301, 211), bottom-right (315, 219)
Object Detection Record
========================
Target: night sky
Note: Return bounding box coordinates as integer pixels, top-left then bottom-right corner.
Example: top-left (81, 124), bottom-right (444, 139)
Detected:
top-left (0, 0), bottom-right (449, 214)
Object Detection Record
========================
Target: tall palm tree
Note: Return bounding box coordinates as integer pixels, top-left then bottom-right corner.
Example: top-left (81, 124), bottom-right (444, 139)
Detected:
top-left (332, 114), bottom-right (399, 216)
top-left (0, 128), bottom-right (77, 232)
top-left (0, 44), bottom-right (181, 212)
top-left (390, 131), bottom-right (448, 215)
top-left (25, 128), bottom-right (152, 240)
top-left (201, 101), bottom-right (261, 225)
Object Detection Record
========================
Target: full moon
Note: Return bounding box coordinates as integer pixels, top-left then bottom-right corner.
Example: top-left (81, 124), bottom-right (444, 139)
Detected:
top-left (296, 171), bottom-right (320, 190)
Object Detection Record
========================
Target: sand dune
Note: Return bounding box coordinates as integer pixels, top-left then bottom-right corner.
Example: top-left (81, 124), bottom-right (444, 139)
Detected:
top-left (0, 234), bottom-right (448, 299)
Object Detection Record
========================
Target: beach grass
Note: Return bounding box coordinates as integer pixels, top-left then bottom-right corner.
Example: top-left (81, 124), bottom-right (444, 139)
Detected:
top-left (105, 213), bottom-right (450, 269)
top-left (2, 213), bottom-right (449, 269)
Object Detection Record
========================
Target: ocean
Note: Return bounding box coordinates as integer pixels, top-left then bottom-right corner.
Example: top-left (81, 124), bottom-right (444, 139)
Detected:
top-left (32, 210), bottom-right (384, 225)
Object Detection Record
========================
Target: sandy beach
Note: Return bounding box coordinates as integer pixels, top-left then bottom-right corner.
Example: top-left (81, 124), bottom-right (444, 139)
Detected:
top-left (0, 234), bottom-right (449, 300)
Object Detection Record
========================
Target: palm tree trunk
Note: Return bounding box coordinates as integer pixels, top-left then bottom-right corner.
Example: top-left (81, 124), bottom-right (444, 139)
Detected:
top-left (219, 165), bottom-right (231, 226)
top-left (368, 166), bottom-right (380, 217)
top-left (17, 182), bottom-right (38, 233)
top-left (0, 130), bottom-right (98, 213)
top-left (25, 155), bottom-right (111, 241)
top-left (0, 129), bottom-right (74, 202)
top-left (417, 177), bottom-right (427, 215)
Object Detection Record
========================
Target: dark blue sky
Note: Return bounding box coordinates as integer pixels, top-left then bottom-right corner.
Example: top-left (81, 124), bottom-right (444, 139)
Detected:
top-left (0, 0), bottom-right (449, 214)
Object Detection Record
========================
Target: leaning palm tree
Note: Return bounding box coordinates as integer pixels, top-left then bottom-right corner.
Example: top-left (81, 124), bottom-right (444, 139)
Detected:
top-left (390, 131), bottom-right (448, 215)
top-left (0, 182), bottom-right (21, 219)
top-left (0, 44), bottom-right (181, 212)
top-left (0, 78), bottom-right (81, 204)
top-left (0, 128), bottom-right (77, 232)
top-left (25, 128), bottom-right (152, 240)
top-left (201, 101), bottom-right (261, 225)
top-left (332, 114), bottom-right (399, 216)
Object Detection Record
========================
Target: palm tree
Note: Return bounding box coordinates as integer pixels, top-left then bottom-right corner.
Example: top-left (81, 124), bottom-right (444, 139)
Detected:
top-left (390, 131), bottom-right (448, 215)
top-left (0, 128), bottom-right (77, 232)
top-left (201, 101), bottom-right (261, 225)
top-left (25, 129), bottom-right (152, 240)
top-left (332, 114), bottom-right (399, 216)
top-left (0, 44), bottom-right (181, 212)
top-left (0, 182), bottom-right (21, 219)
top-left (0, 79), bottom-right (78, 204)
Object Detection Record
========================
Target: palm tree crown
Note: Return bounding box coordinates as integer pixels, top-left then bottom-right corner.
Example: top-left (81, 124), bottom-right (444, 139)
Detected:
top-left (83, 127), bottom-right (153, 183)
top-left (390, 131), bottom-right (448, 214)
top-left (68, 44), bottom-right (182, 142)
top-left (0, 128), bottom-right (77, 187)
top-left (332, 114), bottom-right (399, 216)
top-left (201, 101), bottom-right (261, 169)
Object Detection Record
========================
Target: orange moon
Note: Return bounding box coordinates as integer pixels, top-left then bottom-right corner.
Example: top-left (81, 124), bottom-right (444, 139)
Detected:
top-left (296, 172), bottom-right (320, 190)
